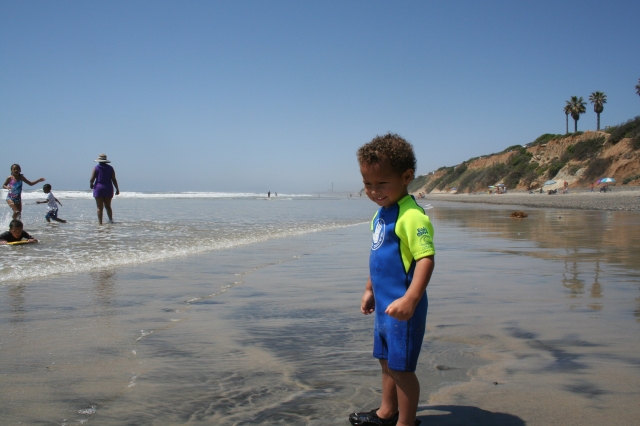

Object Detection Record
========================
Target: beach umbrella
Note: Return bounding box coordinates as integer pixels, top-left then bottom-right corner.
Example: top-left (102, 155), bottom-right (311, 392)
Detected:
top-left (496, 183), bottom-right (505, 187)
top-left (450, 187), bottom-right (457, 191)
top-left (599, 177), bottom-right (615, 183)
top-left (488, 185), bottom-right (495, 188)
top-left (543, 180), bottom-right (556, 186)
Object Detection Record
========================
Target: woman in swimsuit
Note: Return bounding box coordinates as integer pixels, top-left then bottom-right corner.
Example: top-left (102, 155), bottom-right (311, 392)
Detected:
top-left (3, 164), bottom-right (45, 220)
top-left (89, 154), bottom-right (120, 225)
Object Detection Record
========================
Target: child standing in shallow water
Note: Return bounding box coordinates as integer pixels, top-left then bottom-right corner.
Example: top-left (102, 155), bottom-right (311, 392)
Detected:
top-left (349, 134), bottom-right (435, 426)
top-left (3, 164), bottom-right (45, 220)
top-left (36, 184), bottom-right (67, 223)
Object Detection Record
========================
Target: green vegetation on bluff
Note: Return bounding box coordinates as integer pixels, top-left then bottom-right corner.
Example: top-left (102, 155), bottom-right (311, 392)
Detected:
top-left (607, 115), bottom-right (640, 148)
top-left (410, 115), bottom-right (640, 194)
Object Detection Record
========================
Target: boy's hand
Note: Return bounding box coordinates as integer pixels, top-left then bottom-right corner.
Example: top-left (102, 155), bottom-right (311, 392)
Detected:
top-left (361, 289), bottom-right (375, 315)
top-left (386, 256), bottom-right (434, 321)
top-left (385, 296), bottom-right (417, 321)
top-left (28, 239), bottom-right (38, 243)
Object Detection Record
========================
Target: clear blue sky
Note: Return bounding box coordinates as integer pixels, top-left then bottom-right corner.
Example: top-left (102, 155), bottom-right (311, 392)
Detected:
top-left (2, 1), bottom-right (639, 193)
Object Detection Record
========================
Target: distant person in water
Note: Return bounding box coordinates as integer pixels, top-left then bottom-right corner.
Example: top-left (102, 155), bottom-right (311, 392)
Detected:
top-left (3, 164), bottom-right (46, 220)
top-left (268, 191), bottom-right (271, 198)
top-left (36, 184), bottom-right (67, 223)
top-left (0, 220), bottom-right (38, 244)
top-left (89, 154), bottom-right (120, 225)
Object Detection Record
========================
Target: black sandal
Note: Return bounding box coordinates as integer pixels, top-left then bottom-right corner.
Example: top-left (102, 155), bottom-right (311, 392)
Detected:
top-left (348, 409), bottom-right (421, 426)
top-left (349, 408), bottom-right (398, 426)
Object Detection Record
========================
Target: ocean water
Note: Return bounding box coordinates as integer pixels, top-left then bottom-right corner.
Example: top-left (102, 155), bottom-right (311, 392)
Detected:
top-left (0, 190), bottom-right (371, 283)
top-left (1, 194), bottom-right (639, 425)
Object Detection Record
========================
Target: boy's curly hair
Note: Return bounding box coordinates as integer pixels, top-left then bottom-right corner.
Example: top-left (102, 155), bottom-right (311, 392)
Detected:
top-left (357, 133), bottom-right (416, 175)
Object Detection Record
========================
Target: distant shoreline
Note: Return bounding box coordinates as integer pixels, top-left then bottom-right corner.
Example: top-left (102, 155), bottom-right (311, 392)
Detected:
top-left (419, 186), bottom-right (640, 211)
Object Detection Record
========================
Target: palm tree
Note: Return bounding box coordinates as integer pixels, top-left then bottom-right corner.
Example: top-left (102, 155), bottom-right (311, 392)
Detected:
top-left (589, 91), bottom-right (607, 131)
top-left (568, 96), bottom-right (587, 132)
top-left (636, 78), bottom-right (640, 97)
top-left (563, 102), bottom-right (572, 134)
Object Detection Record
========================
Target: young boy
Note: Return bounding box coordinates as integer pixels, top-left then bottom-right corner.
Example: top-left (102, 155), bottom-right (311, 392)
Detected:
top-left (0, 219), bottom-right (38, 244)
top-left (350, 134), bottom-right (435, 426)
top-left (36, 184), bottom-right (67, 223)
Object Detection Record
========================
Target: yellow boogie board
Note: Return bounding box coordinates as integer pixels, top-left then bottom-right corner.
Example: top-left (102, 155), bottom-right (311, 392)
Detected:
top-left (6, 240), bottom-right (31, 245)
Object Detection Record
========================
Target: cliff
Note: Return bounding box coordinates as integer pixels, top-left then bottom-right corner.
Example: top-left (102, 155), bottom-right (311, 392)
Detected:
top-left (410, 116), bottom-right (640, 194)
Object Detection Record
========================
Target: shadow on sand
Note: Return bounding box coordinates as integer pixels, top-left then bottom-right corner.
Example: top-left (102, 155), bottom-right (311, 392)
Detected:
top-left (417, 405), bottom-right (525, 426)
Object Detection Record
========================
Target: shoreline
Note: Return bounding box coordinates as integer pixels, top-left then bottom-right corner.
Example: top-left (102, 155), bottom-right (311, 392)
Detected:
top-left (420, 187), bottom-right (640, 211)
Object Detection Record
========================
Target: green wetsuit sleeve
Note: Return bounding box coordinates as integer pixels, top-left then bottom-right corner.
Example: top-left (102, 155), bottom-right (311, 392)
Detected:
top-left (395, 208), bottom-right (435, 272)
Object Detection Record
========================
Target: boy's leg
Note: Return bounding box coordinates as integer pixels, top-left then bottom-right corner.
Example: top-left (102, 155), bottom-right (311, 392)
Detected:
top-left (377, 359), bottom-right (399, 419)
top-left (388, 369), bottom-right (420, 426)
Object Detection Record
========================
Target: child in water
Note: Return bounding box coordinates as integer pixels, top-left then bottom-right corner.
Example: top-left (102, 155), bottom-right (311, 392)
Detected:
top-left (36, 184), bottom-right (67, 223)
top-left (3, 164), bottom-right (46, 220)
top-left (349, 134), bottom-right (435, 426)
top-left (0, 220), bottom-right (38, 244)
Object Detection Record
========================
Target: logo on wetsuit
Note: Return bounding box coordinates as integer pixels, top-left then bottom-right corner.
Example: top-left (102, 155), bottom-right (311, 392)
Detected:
top-left (372, 218), bottom-right (385, 250)
top-left (417, 227), bottom-right (431, 248)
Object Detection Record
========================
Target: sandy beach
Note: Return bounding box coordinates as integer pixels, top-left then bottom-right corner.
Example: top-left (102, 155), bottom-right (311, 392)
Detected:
top-left (1, 199), bottom-right (639, 425)
top-left (421, 187), bottom-right (640, 211)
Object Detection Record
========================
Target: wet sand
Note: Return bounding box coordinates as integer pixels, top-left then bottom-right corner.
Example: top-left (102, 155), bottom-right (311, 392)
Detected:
top-left (422, 187), bottom-right (640, 211)
top-left (1, 204), bottom-right (639, 425)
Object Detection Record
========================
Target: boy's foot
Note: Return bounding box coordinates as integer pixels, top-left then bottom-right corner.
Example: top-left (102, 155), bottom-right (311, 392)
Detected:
top-left (348, 409), bottom-right (421, 426)
top-left (349, 408), bottom-right (398, 426)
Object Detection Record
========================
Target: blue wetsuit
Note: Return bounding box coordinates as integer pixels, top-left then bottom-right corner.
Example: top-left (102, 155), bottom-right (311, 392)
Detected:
top-left (370, 195), bottom-right (435, 372)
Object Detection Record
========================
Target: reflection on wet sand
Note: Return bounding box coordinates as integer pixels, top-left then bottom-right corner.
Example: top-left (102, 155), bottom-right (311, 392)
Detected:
top-left (427, 202), bottom-right (640, 320)
top-left (91, 269), bottom-right (117, 310)
top-left (423, 202), bottom-right (640, 425)
top-left (8, 284), bottom-right (26, 323)
top-left (429, 205), bottom-right (640, 265)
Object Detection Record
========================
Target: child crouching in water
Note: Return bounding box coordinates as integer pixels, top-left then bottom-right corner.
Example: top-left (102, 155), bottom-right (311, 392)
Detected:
top-left (0, 220), bottom-right (38, 244)
top-left (36, 184), bottom-right (67, 223)
top-left (349, 134), bottom-right (435, 426)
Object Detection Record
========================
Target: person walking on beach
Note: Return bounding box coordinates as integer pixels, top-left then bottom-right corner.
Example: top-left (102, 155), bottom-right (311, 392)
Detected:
top-left (89, 154), bottom-right (120, 225)
top-left (36, 184), bottom-right (67, 223)
top-left (350, 134), bottom-right (435, 426)
top-left (3, 164), bottom-right (45, 220)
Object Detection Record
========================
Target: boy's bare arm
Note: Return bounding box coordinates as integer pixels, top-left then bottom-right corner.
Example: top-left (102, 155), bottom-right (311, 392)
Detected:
top-left (385, 256), bottom-right (434, 321)
top-left (361, 277), bottom-right (375, 315)
top-left (55, 197), bottom-right (62, 206)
